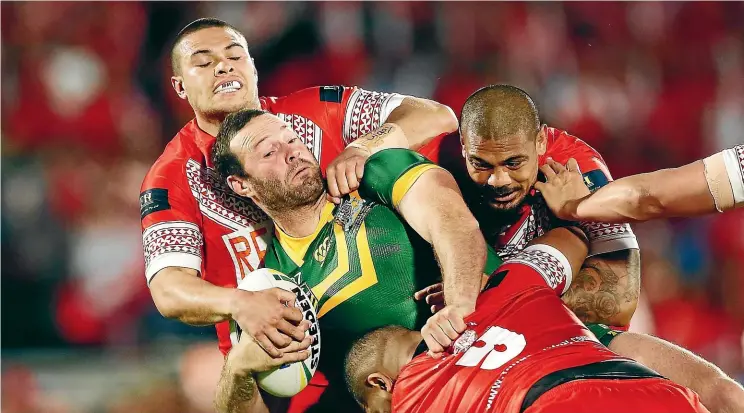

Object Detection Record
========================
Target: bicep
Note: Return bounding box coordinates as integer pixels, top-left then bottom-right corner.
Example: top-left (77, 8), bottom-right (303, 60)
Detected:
top-left (396, 168), bottom-right (473, 244)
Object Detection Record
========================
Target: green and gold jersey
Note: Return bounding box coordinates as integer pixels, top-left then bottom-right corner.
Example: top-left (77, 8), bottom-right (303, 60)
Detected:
top-left (263, 149), bottom-right (502, 376)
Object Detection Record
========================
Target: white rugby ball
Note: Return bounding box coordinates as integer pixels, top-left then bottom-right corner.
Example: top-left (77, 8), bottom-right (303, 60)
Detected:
top-left (230, 268), bottom-right (321, 398)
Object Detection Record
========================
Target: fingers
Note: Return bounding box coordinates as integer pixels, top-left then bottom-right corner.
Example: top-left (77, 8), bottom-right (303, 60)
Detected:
top-left (566, 158), bottom-right (581, 174)
top-left (421, 325), bottom-right (446, 354)
top-left (445, 312), bottom-right (467, 333)
top-left (355, 160), bottom-right (365, 181)
top-left (280, 305), bottom-right (304, 323)
top-left (345, 166), bottom-right (360, 193)
top-left (414, 283), bottom-right (443, 301)
top-left (540, 163), bottom-right (557, 180)
top-left (254, 333), bottom-right (282, 358)
top-left (272, 288), bottom-right (298, 307)
top-left (271, 348), bottom-right (310, 367)
top-left (428, 323), bottom-right (452, 350)
top-left (547, 158), bottom-right (567, 173)
top-left (431, 304), bottom-right (445, 314)
top-left (276, 316), bottom-right (307, 342)
top-left (425, 291), bottom-right (444, 307)
top-left (327, 167), bottom-right (341, 199)
top-left (264, 328), bottom-right (293, 350)
top-left (438, 319), bottom-right (460, 341)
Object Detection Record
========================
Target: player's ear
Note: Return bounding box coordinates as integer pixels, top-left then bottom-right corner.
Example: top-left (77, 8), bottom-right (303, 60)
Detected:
top-left (227, 176), bottom-right (255, 198)
top-left (171, 76), bottom-right (187, 100)
top-left (366, 373), bottom-right (393, 393)
top-left (535, 126), bottom-right (547, 156)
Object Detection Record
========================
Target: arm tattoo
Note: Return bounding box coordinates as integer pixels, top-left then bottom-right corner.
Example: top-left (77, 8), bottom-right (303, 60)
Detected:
top-left (561, 249), bottom-right (641, 325)
top-left (360, 125), bottom-right (395, 147)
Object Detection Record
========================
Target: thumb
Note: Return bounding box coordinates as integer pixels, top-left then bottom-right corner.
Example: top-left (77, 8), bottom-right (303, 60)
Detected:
top-left (534, 181), bottom-right (546, 192)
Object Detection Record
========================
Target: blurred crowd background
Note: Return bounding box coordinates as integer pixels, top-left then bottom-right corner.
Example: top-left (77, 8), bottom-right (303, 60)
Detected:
top-left (2, 2), bottom-right (744, 412)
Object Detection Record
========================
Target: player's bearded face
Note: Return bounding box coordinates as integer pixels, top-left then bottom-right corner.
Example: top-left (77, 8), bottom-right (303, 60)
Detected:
top-left (463, 130), bottom-right (545, 214)
top-left (174, 27), bottom-right (260, 119)
top-left (248, 160), bottom-right (325, 212)
top-left (236, 115), bottom-right (325, 212)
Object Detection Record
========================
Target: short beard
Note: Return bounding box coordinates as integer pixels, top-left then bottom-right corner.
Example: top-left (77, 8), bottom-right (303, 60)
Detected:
top-left (249, 163), bottom-right (325, 214)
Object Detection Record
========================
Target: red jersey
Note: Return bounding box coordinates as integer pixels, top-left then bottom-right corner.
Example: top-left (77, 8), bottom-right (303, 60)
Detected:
top-left (140, 86), bottom-right (405, 355)
top-left (424, 126), bottom-right (638, 259)
top-left (392, 245), bottom-right (633, 413)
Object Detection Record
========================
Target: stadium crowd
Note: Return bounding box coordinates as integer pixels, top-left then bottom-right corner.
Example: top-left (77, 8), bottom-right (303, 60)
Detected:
top-left (2, 2), bottom-right (743, 411)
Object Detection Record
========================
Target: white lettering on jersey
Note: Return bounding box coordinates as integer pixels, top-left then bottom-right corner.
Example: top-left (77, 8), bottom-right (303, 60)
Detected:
top-left (224, 225), bottom-right (274, 282)
top-left (455, 326), bottom-right (526, 370)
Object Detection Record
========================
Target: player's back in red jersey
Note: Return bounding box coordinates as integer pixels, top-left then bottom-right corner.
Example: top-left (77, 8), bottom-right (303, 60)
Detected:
top-left (140, 86), bottom-right (405, 356)
top-left (392, 246), bottom-right (706, 413)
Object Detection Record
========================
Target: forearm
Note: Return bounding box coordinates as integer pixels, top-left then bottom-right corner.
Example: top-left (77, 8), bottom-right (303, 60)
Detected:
top-left (573, 162), bottom-right (716, 222)
top-left (149, 267), bottom-right (234, 326)
top-left (609, 332), bottom-right (744, 413)
top-left (433, 214), bottom-right (486, 310)
top-left (215, 357), bottom-right (268, 413)
top-left (350, 98), bottom-right (458, 153)
top-left (561, 249), bottom-right (640, 326)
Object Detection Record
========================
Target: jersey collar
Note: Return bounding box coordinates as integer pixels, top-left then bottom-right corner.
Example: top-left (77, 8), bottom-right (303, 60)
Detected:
top-left (274, 201), bottom-right (336, 266)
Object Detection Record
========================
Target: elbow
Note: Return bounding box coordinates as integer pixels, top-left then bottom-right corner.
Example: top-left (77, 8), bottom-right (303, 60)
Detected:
top-left (701, 376), bottom-right (744, 413)
top-left (150, 282), bottom-right (184, 320)
top-left (434, 103), bottom-right (459, 135)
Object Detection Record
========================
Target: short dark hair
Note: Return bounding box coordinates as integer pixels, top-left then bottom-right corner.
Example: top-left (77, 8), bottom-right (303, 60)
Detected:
top-left (344, 326), bottom-right (408, 407)
top-left (212, 109), bottom-right (270, 179)
top-left (171, 18), bottom-right (245, 74)
top-left (460, 84), bottom-right (540, 142)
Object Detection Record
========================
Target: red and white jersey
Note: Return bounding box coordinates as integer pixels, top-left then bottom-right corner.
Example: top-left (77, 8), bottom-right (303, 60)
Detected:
top-left (140, 86), bottom-right (405, 355)
top-left (424, 126), bottom-right (639, 259)
top-left (392, 245), bottom-right (628, 413)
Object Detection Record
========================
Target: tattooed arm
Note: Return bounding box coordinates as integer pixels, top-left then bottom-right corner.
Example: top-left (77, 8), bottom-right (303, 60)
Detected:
top-left (326, 97), bottom-right (458, 202)
top-left (560, 249), bottom-right (641, 327)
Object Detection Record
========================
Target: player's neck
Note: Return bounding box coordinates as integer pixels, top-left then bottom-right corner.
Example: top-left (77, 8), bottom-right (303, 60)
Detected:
top-left (194, 102), bottom-right (262, 137)
top-left (194, 114), bottom-right (222, 137)
top-left (271, 194), bottom-right (328, 238)
top-left (384, 330), bottom-right (423, 380)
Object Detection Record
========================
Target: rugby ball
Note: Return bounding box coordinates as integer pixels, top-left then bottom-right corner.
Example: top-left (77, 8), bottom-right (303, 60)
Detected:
top-left (230, 268), bottom-right (321, 398)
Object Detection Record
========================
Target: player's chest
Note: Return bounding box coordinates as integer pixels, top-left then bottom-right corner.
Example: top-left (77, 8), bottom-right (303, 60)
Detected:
top-left (278, 201), bottom-right (383, 319)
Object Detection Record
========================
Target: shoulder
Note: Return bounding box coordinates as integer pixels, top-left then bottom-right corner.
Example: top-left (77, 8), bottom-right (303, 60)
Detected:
top-left (142, 122), bottom-right (205, 191)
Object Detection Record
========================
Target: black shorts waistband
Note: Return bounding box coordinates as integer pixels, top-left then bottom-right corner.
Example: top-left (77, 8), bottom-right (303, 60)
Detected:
top-left (521, 359), bottom-right (665, 412)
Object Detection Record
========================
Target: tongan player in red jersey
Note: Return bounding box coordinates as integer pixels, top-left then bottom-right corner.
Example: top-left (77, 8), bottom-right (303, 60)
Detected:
top-left (416, 85), bottom-right (640, 345)
top-left (345, 227), bottom-right (709, 413)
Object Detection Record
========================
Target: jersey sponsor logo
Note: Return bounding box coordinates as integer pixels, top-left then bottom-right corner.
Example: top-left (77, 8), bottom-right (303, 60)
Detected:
top-left (140, 188), bottom-right (171, 219)
top-left (319, 85), bottom-right (344, 103)
top-left (582, 169), bottom-right (610, 192)
top-left (313, 236), bottom-right (331, 263)
top-left (224, 226), bottom-right (273, 281)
